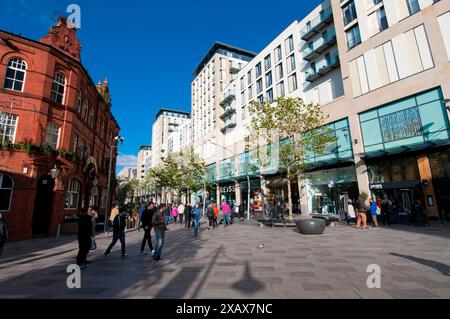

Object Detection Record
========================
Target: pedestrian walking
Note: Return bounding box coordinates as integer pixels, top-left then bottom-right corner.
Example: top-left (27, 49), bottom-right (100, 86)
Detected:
top-left (221, 201), bottom-right (231, 228)
top-left (104, 209), bottom-right (128, 257)
top-left (185, 202), bottom-right (192, 228)
top-left (213, 202), bottom-right (219, 227)
top-left (171, 205), bottom-right (179, 223)
top-left (152, 204), bottom-right (167, 261)
top-left (89, 206), bottom-right (98, 251)
top-left (137, 203), bottom-right (146, 232)
top-left (346, 200), bottom-right (356, 224)
top-left (381, 197), bottom-right (392, 226)
top-left (76, 207), bottom-right (92, 269)
top-left (356, 199), bottom-right (369, 229)
top-left (369, 199), bottom-right (379, 228)
top-left (207, 202), bottom-right (215, 230)
top-left (193, 203), bottom-right (203, 235)
top-left (178, 202), bottom-right (185, 225)
top-left (0, 212), bottom-right (8, 259)
top-left (140, 202), bottom-right (156, 255)
top-left (106, 203), bottom-right (119, 235)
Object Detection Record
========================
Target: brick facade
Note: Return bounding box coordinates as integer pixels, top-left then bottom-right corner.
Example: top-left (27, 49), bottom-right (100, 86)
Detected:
top-left (0, 18), bottom-right (120, 241)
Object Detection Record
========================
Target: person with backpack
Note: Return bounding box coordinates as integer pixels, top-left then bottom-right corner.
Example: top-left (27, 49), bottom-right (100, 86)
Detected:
top-left (193, 203), bottom-right (203, 235)
top-left (104, 209), bottom-right (128, 257)
top-left (207, 202), bottom-right (215, 230)
top-left (140, 202), bottom-right (155, 255)
top-left (152, 204), bottom-right (168, 261)
top-left (356, 199), bottom-right (369, 229)
top-left (0, 212), bottom-right (8, 258)
top-left (369, 199), bottom-right (379, 228)
top-left (76, 207), bottom-right (92, 269)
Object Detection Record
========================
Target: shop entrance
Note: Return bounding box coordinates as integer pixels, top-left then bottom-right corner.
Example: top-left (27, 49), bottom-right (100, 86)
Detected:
top-left (370, 182), bottom-right (424, 224)
top-left (32, 174), bottom-right (55, 237)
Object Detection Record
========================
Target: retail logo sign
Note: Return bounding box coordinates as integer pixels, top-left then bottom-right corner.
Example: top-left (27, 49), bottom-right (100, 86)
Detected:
top-left (66, 264), bottom-right (81, 289)
top-left (366, 264), bottom-right (381, 289)
top-left (66, 4), bottom-right (81, 29)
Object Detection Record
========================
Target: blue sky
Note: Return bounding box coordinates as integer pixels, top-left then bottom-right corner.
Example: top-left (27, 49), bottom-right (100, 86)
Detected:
top-left (0, 0), bottom-right (322, 172)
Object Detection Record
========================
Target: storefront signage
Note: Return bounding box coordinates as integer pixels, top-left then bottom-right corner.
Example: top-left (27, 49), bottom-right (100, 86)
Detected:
top-left (369, 184), bottom-right (383, 190)
top-left (220, 185), bottom-right (235, 193)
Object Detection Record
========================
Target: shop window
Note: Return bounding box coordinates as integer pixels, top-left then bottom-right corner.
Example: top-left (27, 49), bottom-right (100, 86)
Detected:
top-left (429, 151), bottom-right (450, 178)
top-left (65, 179), bottom-right (80, 209)
top-left (0, 173), bottom-right (13, 211)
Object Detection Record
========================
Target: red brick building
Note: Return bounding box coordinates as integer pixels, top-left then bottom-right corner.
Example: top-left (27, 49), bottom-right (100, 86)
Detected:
top-left (0, 18), bottom-right (120, 241)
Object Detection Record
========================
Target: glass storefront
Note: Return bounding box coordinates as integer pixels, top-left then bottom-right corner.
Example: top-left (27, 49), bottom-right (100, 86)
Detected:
top-left (368, 155), bottom-right (424, 223)
top-left (430, 150), bottom-right (450, 220)
top-left (305, 165), bottom-right (358, 215)
top-left (218, 182), bottom-right (236, 204)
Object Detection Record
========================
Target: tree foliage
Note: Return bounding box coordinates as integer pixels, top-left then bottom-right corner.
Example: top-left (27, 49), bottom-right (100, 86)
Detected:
top-left (247, 97), bottom-right (336, 219)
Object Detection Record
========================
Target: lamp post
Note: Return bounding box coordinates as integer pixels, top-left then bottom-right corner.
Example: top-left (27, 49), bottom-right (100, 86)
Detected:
top-left (104, 136), bottom-right (124, 233)
top-left (208, 141), bottom-right (251, 220)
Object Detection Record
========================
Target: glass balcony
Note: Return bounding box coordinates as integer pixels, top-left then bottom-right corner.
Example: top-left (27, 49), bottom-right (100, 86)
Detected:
top-left (230, 61), bottom-right (242, 73)
top-left (305, 53), bottom-right (340, 82)
top-left (300, 6), bottom-right (334, 41)
top-left (302, 30), bottom-right (337, 61)
top-left (219, 89), bottom-right (236, 105)
top-left (221, 117), bottom-right (237, 132)
top-left (220, 105), bottom-right (236, 119)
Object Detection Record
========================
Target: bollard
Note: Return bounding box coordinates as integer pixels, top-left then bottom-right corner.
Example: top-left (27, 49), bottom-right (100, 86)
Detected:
top-left (56, 224), bottom-right (61, 240)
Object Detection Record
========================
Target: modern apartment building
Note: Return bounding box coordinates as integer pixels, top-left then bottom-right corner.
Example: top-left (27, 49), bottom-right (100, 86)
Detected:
top-left (191, 42), bottom-right (256, 161)
top-left (117, 167), bottom-right (138, 183)
top-left (137, 145), bottom-right (152, 180)
top-left (151, 108), bottom-right (190, 168)
top-left (192, 0), bottom-right (450, 220)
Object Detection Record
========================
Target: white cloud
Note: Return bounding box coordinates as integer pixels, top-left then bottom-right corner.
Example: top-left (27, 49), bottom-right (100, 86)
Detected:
top-left (116, 154), bottom-right (137, 167)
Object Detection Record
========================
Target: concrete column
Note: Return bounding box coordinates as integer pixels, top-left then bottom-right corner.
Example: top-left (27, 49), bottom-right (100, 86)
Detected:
top-left (349, 114), bottom-right (371, 203)
top-left (417, 155), bottom-right (439, 217)
top-left (298, 175), bottom-right (309, 215)
top-left (235, 180), bottom-right (241, 204)
top-left (216, 183), bottom-right (221, 204)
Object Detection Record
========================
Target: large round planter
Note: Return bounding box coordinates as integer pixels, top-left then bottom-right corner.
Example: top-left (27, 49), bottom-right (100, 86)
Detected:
top-left (295, 219), bottom-right (326, 235)
top-left (312, 214), bottom-right (340, 226)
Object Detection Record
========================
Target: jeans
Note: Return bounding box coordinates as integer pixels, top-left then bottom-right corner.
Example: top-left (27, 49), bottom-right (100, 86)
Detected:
top-left (153, 230), bottom-right (165, 258)
top-left (194, 218), bottom-right (200, 234)
top-left (105, 232), bottom-right (126, 255)
top-left (140, 227), bottom-right (153, 252)
top-left (224, 214), bottom-right (230, 228)
top-left (208, 216), bottom-right (215, 228)
top-left (185, 215), bottom-right (191, 228)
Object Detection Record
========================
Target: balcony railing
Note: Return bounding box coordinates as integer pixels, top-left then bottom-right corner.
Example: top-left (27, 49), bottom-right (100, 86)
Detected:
top-left (221, 118), bottom-right (237, 132)
top-left (220, 105), bottom-right (236, 119)
top-left (220, 89), bottom-right (236, 105)
top-left (305, 53), bottom-right (340, 82)
top-left (302, 30), bottom-right (337, 61)
top-left (300, 6), bottom-right (334, 41)
top-left (229, 61), bottom-right (242, 73)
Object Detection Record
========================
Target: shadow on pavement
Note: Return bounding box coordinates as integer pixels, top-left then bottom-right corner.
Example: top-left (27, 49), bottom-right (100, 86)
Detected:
top-left (390, 252), bottom-right (450, 276)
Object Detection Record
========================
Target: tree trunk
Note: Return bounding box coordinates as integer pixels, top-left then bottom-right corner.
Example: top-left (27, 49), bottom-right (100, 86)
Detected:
top-left (287, 169), bottom-right (293, 221)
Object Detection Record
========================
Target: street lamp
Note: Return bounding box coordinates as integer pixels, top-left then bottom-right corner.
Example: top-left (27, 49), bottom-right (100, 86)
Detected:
top-left (104, 135), bottom-right (124, 233)
top-left (208, 141), bottom-right (252, 221)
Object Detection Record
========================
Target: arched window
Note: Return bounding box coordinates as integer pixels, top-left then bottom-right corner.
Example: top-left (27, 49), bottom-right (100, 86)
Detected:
top-left (90, 186), bottom-right (99, 206)
top-left (4, 57), bottom-right (27, 92)
top-left (83, 98), bottom-right (89, 122)
top-left (65, 179), bottom-right (80, 209)
top-left (77, 90), bottom-right (83, 113)
top-left (0, 173), bottom-right (14, 211)
top-left (51, 72), bottom-right (66, 104)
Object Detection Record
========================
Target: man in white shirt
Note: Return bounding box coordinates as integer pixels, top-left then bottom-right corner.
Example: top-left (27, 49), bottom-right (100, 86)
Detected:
top-left (178, 202), bottom-right (185, 225)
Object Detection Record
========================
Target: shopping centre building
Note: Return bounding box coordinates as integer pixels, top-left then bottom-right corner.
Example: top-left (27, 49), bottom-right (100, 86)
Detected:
top-left (189, 0), bottom-right (450, 220)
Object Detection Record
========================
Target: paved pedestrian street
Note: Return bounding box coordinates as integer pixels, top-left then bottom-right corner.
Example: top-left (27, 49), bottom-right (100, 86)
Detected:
top-left (1, 222), bottom-right (450, 299)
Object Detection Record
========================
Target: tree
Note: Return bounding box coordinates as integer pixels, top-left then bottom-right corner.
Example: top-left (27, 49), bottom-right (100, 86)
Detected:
top-left (248, 97), bottom-right (336, 220)
top-left (116, 179), bottom-right (139, 207)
